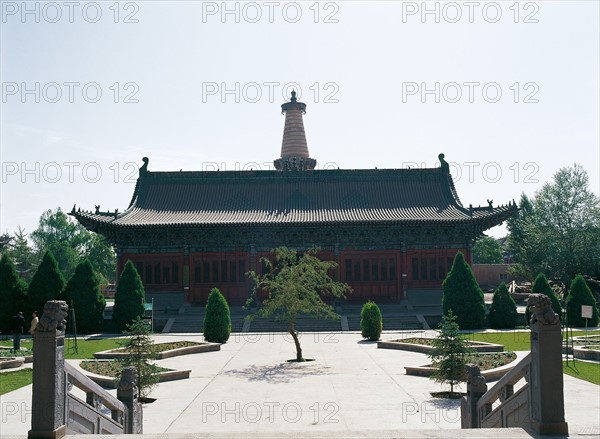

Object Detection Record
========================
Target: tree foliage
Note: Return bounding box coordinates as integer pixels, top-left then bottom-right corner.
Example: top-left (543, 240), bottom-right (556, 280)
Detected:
top-left (118, 318), bottom-right (159, 398)
top-left (0, 254), bottom-right (28, 334)
top-left (508, 165), bottom-right (600, 283)
top-left (27, 251), bottom-right (65, 325)
top-left (525, 273), bottom-right (562, 324)
top-left (442, 251), bottom-right (486, 329)
top-left (428, 311), bottom-right (475, 395)
top-left (5, 227), bottom-right (38, 280)
top-left (203, 288), bottom-right (231, 343)
top-left (360, 301), bottom-right (383, 341)
top-left (31, 208), bottom-right (116, 282)
top-left (473, 236), bottom-right (503, 264)
top-left (64, 259), bottom-right (106, 334)
top-left (246, 247), bottom-right (351, 361)
top-left (488, 282), bottom-right (518, 329)
top-left (566, 275), bottom-right (599, 327)
top-left (113, 260), bottom-right (146, 332)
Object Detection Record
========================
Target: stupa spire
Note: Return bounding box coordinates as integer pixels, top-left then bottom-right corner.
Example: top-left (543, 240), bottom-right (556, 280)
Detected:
top-left (274, 91), bottom-right (317, 171)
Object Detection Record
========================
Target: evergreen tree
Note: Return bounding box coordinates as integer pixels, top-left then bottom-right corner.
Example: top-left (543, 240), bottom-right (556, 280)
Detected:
top-left (525, 273), bottom-right (562, 324)
top-left (203, 288), bottom-right (232, 343)
top-left (64, 259), bottom-right (106, 334)
top-left (488, 282), bottom-right (518, 329)
top-left (6, 226), bottom-right (38, 281)
top-left (360, 301), bottom-right (383, 341)
top-left (119, 318), bottom-right (159, 398)
top-left (113, 260), bottom-right (145, 332)
top-left (428, 310), bottom-right (475, 396)
top-left (566, 274), bottom-right (599, 327)
top-left (442, 251), bottom-right (486, 329)
top-left (27, 251), bottom-right (65, 325)
top-left (0, 254), bottom-right (28, 334)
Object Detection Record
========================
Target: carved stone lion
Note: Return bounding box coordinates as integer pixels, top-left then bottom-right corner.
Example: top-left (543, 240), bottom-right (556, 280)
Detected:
top-left (118, 366), bottom-right (138, 392)
top-left (528, 293), bottom-right (559, 325)
top-left (465, 364), bottom-right (487, 394)
top-left (36, 300), bottom-right (68, 332)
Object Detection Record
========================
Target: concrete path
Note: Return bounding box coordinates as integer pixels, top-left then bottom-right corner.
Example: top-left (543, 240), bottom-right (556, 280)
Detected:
top-left (1, 332), bottom-right (599, 437)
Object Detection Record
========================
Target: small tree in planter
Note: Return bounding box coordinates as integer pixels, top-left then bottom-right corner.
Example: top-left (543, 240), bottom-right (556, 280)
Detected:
top-left (566, 274), bottom-right (599, 327)
top-left (203, 288), bottom-right (232, 343)
top-left (488, 282), bottom-right (518, 329)
top-left (119, 317), bottom-right (160, 399)
top-left (428, 310), bottom-right (474, 397)
top-left (360, 301), bottom-right (383, 341)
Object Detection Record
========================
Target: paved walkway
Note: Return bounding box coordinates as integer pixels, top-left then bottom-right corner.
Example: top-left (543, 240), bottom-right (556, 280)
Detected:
top-left (1, 332), bottom-right (599, 437)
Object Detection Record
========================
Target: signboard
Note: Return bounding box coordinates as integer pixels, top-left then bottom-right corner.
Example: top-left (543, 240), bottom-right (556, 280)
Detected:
top-left (581, 305), bottom-right (593, 319)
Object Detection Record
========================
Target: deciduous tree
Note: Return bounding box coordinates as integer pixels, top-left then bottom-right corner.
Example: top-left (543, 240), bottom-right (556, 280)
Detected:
top-left (473, 236), bottom-right (503, 264)
top-left (247, 247), bottom-right (351, 361)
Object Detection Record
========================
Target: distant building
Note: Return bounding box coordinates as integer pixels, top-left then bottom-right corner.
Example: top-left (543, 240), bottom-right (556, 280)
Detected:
top-left (72, 93), bottom-right (517, 304)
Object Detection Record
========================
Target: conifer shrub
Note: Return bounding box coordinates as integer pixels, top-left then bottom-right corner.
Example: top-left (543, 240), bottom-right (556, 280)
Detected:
top-left (64, 259), bottom-right (106, 334)
top-left (488, 282), bottom-right (518, 329)
top-left (113, 260), bottom-right (145, 332)
top-left (0, 254), bottom-right (28, 334)
top-left (203, 288), bottom-right (231, 343)
top-left (525, 273), bottom-right (562, 325)
top-left (27, 251), bottom-right (65, 325)
top-left (566, 275), bottom-right (599, 327)
top-left (360, 301), bottom-right (383, 341)
top-left (442, 252), bottom-right (485, 329)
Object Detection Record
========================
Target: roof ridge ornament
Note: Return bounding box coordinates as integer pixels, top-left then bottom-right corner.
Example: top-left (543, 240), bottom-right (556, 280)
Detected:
top-left (438, 153), bottom-right (450, 174)
top-left (139, 157), bottom-right (149, 177)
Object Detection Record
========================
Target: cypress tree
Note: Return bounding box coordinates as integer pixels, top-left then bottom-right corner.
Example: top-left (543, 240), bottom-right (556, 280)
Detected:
top-left (0, 254), bottom-right (28, 334)
top-left (64, 259), bottom-right (106, 334)
top-left (566, 275), bottom-right (599, 327)
top-left (360, 301), bottom-right (383, 341)
top-left (488, 282), bottom-right (518, 329)
top-left (525, 273), bottom-right (562, 325)
top-left (113, 260), bottom-right (145, 332)
top-left (442, 251), bottom-right (486, 329)
top-left (27, 251), bottom-right (65, 324)
top-left (203, 288), bottom-right (231, 343)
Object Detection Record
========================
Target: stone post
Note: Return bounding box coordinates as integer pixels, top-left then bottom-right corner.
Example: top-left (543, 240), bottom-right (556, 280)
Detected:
top-left (528, 294), bottom-right (569, 435)
top-left (28, 301), bottom-right (69, 439)
top-left (117, 366), bottom-right (143, 434)
top-left (461, 364), bottom-right (488, 428)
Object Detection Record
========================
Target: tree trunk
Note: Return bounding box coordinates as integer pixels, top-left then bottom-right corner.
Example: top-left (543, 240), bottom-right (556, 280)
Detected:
top-left (289, 321), bottom-right (302, 361)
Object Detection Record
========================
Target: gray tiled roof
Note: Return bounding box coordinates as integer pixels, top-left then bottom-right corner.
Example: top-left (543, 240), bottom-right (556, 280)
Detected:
top-left (72, 168), bottom-right (516, 228)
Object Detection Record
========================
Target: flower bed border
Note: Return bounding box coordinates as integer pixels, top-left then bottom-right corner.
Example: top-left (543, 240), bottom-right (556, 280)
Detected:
top-left (78, 360), bottom-right (191, 389)
top-left (405, 355), bottom-right (519, 381)
top-left (0, 357), bottom-right (25, 369)
top-left (377, 339), bottom-right (504, 353)
top-left (93, 341), bottom-right (220, 360)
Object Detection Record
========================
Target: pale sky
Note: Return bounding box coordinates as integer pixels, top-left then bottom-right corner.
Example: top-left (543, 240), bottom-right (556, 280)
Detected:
top-left (1, 1), bottom-right (599, 240)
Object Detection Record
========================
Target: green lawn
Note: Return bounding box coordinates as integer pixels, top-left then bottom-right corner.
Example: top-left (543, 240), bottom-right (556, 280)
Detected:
top-left (0, 338), bottom-right (122, 359)
top-left (563, 361), bottom-right (600, 385)
top-left (0, 369), bottom-right (33, 395)
top-left (464, 330), bottom-right (600, 352)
